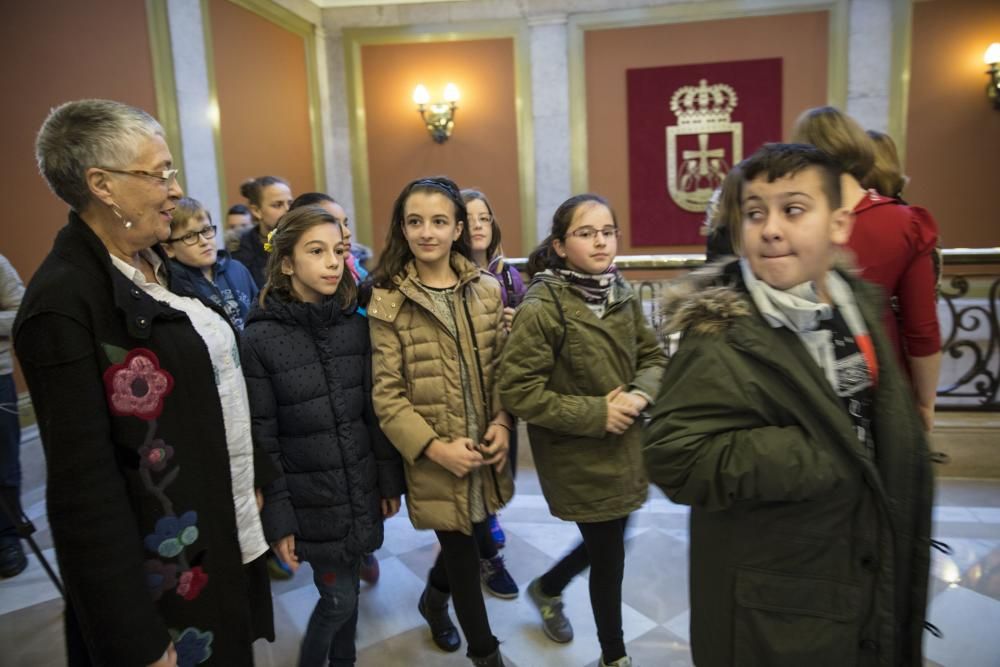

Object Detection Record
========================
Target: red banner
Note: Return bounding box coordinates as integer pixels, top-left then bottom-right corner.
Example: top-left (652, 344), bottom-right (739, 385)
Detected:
top-left (626, 58), bottom-right (783, 246)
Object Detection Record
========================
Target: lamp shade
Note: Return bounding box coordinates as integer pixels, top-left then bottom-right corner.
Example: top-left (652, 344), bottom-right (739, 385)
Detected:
top-left (985, 42), bottom-right (1000, 65)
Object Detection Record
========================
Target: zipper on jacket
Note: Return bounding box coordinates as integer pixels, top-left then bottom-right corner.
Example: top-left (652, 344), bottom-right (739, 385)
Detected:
top-left (460, 288), bottom-right (505, 510)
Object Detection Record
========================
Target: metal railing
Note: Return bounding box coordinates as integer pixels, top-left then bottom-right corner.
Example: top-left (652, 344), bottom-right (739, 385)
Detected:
top-left (509, 249), bottom-right (1000, 410)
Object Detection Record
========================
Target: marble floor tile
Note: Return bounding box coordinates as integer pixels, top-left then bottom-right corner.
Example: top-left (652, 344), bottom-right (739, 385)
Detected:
top-left (273, 561), bottom-right (320, 636)
top-left (934, 506), bottom-right (979, 523)
top-left (376, 514), bottom-right (440, 557)
top-left (627, 512), bottom-right (690, 532)
top-left (354, 556), bottom-right (430, 649)
top-left (663, 608), bottom-right (691, 644)
top-left (642, 498), bottom-right (690, 515)
top-left (620, 529), bottom-right (690, 624)
top-left (254, 592), bottom-right (304, 667)
top-left (924, 585), bottom-right (1000, 667)
top-left (970, 507), bottom-right (1000, 524)
top-left (395, 538), bottom-right (444, 584)
top-left (0, 547), bottom-right (62, 616)
top-left (502, 521), bottom-right (586, 563)
top-left (936, 479), bottom-right (1000, 508)
top-left (0, 597), bottom-right (67, 666)
top-left (583, 625), bottom-right (693, 667)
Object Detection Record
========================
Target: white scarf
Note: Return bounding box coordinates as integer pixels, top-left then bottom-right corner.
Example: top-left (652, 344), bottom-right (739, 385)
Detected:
top-left (739, 259), bottom-right (870, 392)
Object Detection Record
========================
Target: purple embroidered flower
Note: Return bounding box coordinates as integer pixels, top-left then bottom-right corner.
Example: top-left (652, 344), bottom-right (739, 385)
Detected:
top-left (144, 559), bottom-right (178, 601)
top-left (103, 348), bottom-right (174, 420)
top-left (176, 566), bottom-right (209, 601)
top-left (173, 627), bottom-right (214, 666)
top-left (139, 439), bottom-right (174, 472)
top-left (144, 511), bottom-right (199, 558)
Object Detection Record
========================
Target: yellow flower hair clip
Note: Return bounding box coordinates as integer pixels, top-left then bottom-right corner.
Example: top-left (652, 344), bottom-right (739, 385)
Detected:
top-left (263, 229), bottom-right (277, 253)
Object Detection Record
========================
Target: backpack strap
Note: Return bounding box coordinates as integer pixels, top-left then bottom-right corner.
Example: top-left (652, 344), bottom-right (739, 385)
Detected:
top-left (543, 281), bottom-right (567, 360)
top-left (492, 257), bottom-right (520, 308)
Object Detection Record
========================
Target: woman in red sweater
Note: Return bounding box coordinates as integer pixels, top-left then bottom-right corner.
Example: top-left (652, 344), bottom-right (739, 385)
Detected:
top-left (793, 106), bottom-right (941, 431)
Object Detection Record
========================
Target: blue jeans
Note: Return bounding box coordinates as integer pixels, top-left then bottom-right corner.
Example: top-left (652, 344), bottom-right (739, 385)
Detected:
top-left (299, 559), bottom-right (360, 667)
top-left (0, 374), bottom-right (21, 544)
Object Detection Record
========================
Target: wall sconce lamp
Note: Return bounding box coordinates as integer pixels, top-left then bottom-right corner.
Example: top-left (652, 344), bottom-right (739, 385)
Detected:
top-left (413, 83), bottom-right (459, 143)
top-left (986, 43), bottom-right (1000, 110)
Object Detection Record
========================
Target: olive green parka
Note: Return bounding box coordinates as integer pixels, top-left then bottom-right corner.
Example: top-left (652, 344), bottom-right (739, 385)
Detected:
top-left (498, 271), bottom-right (667, 522)
top-left (643, 260), bottom-right (934, 667)
top-left (369, 254), bottom-right (514, 535)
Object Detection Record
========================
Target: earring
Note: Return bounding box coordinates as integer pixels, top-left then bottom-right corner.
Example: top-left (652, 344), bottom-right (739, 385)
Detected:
top-left (110, 202), bottom-right (133, 229)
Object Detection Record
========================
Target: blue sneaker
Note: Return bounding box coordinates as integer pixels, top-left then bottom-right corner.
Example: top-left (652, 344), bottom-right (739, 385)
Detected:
top-left (488, 514), bottom-right (506, 549)
top-left (480, 554), bottom-right (518, 599)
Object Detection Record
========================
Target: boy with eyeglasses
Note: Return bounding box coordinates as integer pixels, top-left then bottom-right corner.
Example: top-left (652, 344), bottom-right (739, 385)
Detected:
top-left (164, 196), bottom-right (258, 330)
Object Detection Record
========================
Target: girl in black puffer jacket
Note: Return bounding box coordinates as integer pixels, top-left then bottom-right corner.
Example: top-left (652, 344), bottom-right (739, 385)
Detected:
top-left (241, 205), bottom-right (405, 667)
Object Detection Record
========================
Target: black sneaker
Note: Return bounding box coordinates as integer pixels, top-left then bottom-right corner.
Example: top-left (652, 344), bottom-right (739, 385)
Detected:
top-left (0, 541), bottom-right (27, 578)
top-left (480, 554), bottom-right (518, 599)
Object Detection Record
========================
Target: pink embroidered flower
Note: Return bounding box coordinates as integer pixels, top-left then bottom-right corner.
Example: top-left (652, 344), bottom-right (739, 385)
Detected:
top-left (139, 440), bottom-right (174, 472)
top-left (103, 349), bottom-right (174, 420)
top-left (176, 566), bottom-right (209, 601)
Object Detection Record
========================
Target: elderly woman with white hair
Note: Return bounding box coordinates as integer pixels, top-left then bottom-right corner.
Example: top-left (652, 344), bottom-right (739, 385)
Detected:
top-left (14, 99), bottom-right (276, 666)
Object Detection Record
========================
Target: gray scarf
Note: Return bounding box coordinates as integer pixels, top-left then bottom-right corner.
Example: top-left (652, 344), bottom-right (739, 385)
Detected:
top-left (740, 259), bottom-right (870, 391)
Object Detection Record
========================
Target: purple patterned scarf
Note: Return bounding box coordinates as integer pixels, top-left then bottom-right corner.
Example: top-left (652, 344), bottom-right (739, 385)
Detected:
top-left (555, 266), bottom-right (620, 304)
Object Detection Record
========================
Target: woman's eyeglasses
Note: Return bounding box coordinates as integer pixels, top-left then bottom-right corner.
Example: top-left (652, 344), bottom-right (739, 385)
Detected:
top-left (101, 167), bottom-right (180, 185)
top-left (166, 225), bottom-right (217, 246)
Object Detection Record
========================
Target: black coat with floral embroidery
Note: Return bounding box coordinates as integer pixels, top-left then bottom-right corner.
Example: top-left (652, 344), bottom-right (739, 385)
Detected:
top-left (14, 212), bottom-right (276, 666)
top-left (241, 293), bottom-right (405, 566)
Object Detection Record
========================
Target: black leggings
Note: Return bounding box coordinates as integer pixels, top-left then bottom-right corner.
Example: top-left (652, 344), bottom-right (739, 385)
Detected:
top-left (539, 514), bottom-right (632, 663)
top-left (472, 518), bottom-right (497, 559)
top-left (428, 527), bottom-right (498, 658)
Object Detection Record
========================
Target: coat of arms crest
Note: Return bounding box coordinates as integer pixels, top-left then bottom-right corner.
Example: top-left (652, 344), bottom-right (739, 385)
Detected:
top-left (666, 79), bottom-right (742, 212)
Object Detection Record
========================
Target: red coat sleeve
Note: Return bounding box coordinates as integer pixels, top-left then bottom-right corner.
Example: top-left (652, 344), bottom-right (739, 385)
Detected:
top-left (896, 206), bottom-right (941, 357)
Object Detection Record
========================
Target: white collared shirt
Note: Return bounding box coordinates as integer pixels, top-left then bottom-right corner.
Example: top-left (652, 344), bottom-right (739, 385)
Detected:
top-left (109, 251), bottom-right (268, 564)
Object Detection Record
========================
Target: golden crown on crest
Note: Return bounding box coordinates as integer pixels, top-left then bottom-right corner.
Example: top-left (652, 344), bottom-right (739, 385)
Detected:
top-left (670, 79), bottom-right (738, 126)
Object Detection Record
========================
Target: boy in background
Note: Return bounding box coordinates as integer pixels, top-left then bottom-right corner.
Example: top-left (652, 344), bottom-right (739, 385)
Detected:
top-left (643, 143), bottom-right (933, 667)
top-left (225, 204), bottom-right (253, 253)
top-left (164, 197), bottom-right (258, 330)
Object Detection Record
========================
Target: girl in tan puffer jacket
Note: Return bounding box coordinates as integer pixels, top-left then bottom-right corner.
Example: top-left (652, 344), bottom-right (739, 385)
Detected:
top-left (369, 176), bottom-right (515, 667)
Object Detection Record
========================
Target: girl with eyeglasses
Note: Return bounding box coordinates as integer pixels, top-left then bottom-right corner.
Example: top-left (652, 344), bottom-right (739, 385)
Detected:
top-left (497, 194), bottom-right (667, 667)
top-left (369, 176), bottom-right (514, 667)
top-left (164, 196), bottom-right (258, 330)
top-left (460, 188), bottom-right (523, 593)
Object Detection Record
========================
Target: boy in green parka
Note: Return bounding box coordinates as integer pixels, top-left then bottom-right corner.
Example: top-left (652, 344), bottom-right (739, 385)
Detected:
top-left (643, 143), bottom-right (933, 667)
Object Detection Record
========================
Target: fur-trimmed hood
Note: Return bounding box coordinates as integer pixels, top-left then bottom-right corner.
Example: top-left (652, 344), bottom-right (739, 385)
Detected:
top-left (659, 258), bottom-right (751, 336)
top-left (661, 252), bottom-right (864, 337)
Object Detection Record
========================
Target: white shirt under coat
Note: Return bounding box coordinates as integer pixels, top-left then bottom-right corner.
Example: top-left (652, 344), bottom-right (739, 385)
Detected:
top-left (109, 250), bottom-right (268, 564)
